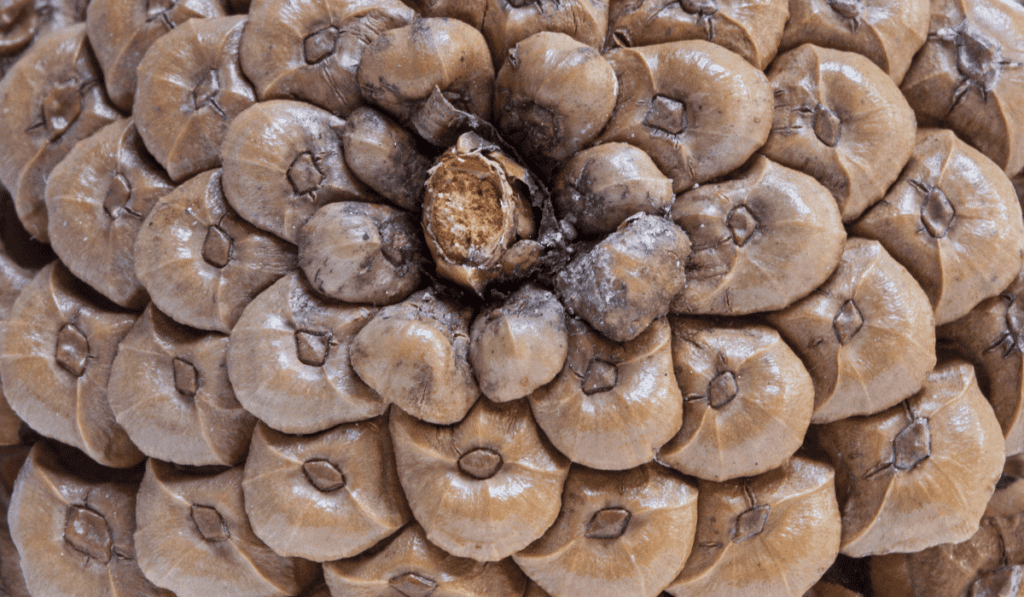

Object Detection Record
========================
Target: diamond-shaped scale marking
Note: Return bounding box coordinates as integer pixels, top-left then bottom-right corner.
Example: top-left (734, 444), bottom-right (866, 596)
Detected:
top-left (733, 504), bottom-right (770, 543)
top-left (727, 206), bottom-right (758, 247)
top-left (172, 357), bottom-right (199, 398)
top-left (833, 300), bottom-right (864, 345)
top-left (303, 459), bottom-right (346, 492)
top-left (390, 573), bottom-right (438, 597)
top-left (582, 359), bottom-right (617, 395)
top-left (288, 152), bottom-right (324, 196)
top-left (42, 81), bottom-right (82, 141)
top-left (146, 0), bottom-right (175, 22)
top-left (708, 371), bottom-right (738, 409)
top-left (827, 0), bottom-right (862, 19)
top-left (813, 104), bottom-right (842, 148)
top-left (295, 330), bottom-right (331, 367)
top-left (919, 184), bottom-right (956, 239)
top-left (193, 70), bottom-right (219, 111)
top-left (893, 418), bottom-right (931, 471)
top-left (202, 225), bottom-right (232, 268)
top-left (680, 0), bottom-right (718, 16)
top-left (64, 505), bottom-right (112, 563)
top-left (458, 448), bottom-right (503, 480)
top-left (56, 323), bottom-right (89, 377)
top-left (585, 507), bottom-right (632, 539)
top-left (104, 174), bottom-right (132, 219)
top-left (645, 95), bottom-right (687, 136)
top-left (191, 504), bottom-right (229, 542)
top-left (304, 27), bottom-right (338, 64)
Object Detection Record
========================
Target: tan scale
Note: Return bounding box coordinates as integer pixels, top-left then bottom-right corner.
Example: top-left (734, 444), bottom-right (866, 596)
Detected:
top-left (342, 107), bottom-right (433, 213)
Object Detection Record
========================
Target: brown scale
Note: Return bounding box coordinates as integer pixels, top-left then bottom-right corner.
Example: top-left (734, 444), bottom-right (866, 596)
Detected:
top-left (939, 266), bottom-right (1024, 456)
top-left (552, 143), bottom-right (674, 237)
top-left (665, 456), bottom-right (841, 597)
top-left (389, 398), bottom-right (570, 561)
top-left (86, 0), bottom-right (228, 112)
top-left (871, 455), bottom-right (1024, 597)
top-left (468, 284), bottom-right (568, 402)
top-left (350, 287), bottom-right (480, 425)
top-left (513, 463), bottom-right (699, 597)
top-left (228, 272), bottom-right (386, 434)
top-left (134, 16), bottom-right (255, 182)
top-left (779, 0), bottom-right (930, 84)
top-left (135, 460), bottom-right (319, 597)
top-left (605, 0), bottom-right (789, 70)
top-left (44, 118), bottom-right (174, 310)
top-left (657, 317), bottom-right (815, 482)
top-left (493, 31), bottom-right (617, 173)
top-left (528, 317), bottom-right (682, 471)
top-left (133, 169), bottom-right (297, 333)
top-left (762, 44), bottom-right (917, 222)
top-left (0, 23), bottom-right (120, 243)
top-left (422, 132), bottom-right (538, 294)
top-left (767, 238), bottom-right (937, 424)
top-left (853, 128), bottom-right (1024, 326)
top-left (0, 446), bottom-right (30, 597)
top-left (107, 304), bottom-right (255, 466)
top-left (242, 419), bottom-right (410, 562)
top-left (298, 201), bottom-right (425, 305)
top-left (478, 0), bottom-right (607, 69)
top-left (240, 0), bottom-right (414, 117)
top-left (341, 107), bottom-right (433, 213)
top-left (0, 262), bottom-right (142, 467)
top-left (7, 443), bottom-right (170, 597)
top-left (324, 523), bottom-right (527, 597)
top-left (556, 214), bottom-right (690, 343)
top-left (221, 100), bottom-right (376, 244)
top-left (901, 0), bottom-right (1024, 176)
top-left (596, 40), bottom-right (773, 194)
top-left (670, 156), bottom-right (846, 316)
top-left (814, 361), bottom-right (1005, 558)
top-left (0, 0), bottom-right (88, 79)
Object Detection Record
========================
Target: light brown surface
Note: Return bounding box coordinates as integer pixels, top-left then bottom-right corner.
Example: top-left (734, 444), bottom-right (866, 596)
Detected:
top-left (108, 304), bottom-right (255, 466)
top-left (480, 0), bottom-right (607, 68)
top-left (342, 107), bottom-right (432, 213)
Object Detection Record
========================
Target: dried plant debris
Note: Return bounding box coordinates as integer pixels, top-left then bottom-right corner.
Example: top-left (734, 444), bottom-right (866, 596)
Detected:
top-left (939, 265), bottom-right (1024, 456)
top-left (324, 523), bottom-right (527, 597)
top-left (221, 100), bottom-right (375, 244)
top-left (358, 18), bottom-right (495, 130)
top-left (514, 463), bottom-right (698, 597)
top-left (658, 317), bottom-right (814, 482)
top-left (767, 238), bottom-right (936, 424)
top-left (853, 128), bottom-right (1024, 325)
top-left (350, 288), bottom-right (480, 425)
top-left (108, 304), bottom-right (255, 466)
top-left (779, 0), bottom-right (930, 84)
top-left (762, 44), bottom-right (917, 222)
top-left (298, 201), bottom-right (425, 305)
top-left (552, 142), bottom-right (674, 237)
top-left (670, 156), bottom-right (846, 315)
top-left (494, 32), bottom-right (617, 172)
top-left (0, 262), bottom-right (142, 467)
top-left (597, 39), bottom-right (773, 193)
top-left (901, 0), bottom-right (1024, 176)
top-left (390, 399), bottom-right (570, 561)
top-left (529, 317), bottom-right (682, 471)
top-left (86, 0), bottom-right (228, 111)
top-left (8, 443), bottom-right (169, 597)
top-left (240, 0), bottom-right (415, 117)
top-left (135, 460), bottom-right (319, 597)
top-left (228, 272), bottom-right (385, 434)
top-left (479, 0), bottom-right (608, 68)
top-left (134, 169), bottom-right (297, 333)
top-left (556, 214), bottom-right (690, 343)
top-left (605, 0), bottom-right (790, 70)
top-left (242, 419), bottom-right (410, 562)
top-left (134, 16), bottom-right (255, 182)
top-left (665, 456), bottom-right (842, 597)
top-left (341, 106), bottom-right (433, 213)
top-left (423, 132), bottom-right (537, 294)
top-left (815, 361), bottom-right (1005, 557)
top-left (469, 284), bottom-right (568, 402)
top-left (0, 24), bottom-right (120, 242)
top-left (45, 118), bottom-right (174, 310)
top-left (870, 459), bottom-right (1024, 597)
